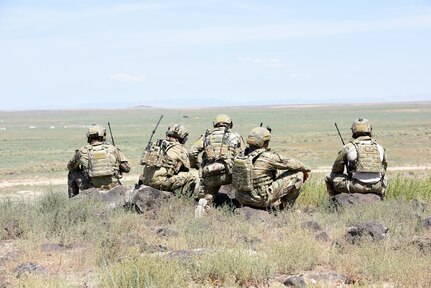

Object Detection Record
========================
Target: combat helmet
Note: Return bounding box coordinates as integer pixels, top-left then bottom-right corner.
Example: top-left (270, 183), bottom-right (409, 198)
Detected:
top-left (86, 123), bottom-right (106, 142)
top-left (351, 118), bottom-right (372, 138)
top-left (246, 127), bottom-right (271, 148)
top-left (213, 114), bottom-right (233, 128)
top-left (166, 124), bottom-right (189, 144)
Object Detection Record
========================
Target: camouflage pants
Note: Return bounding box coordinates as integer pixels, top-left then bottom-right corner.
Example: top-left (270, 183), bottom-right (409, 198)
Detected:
top-left (198, 173), bottom-right (232, 204)
top-left (67, 170), bottom-right (92, 198)
top-left (235, 171), bottom-right (304, 209)
top-left (68, 170), bottom-right (120, 198)
top-left (325, 173), bottom-right (387, 197)
top-left (145, 172), bottom-right (197, 197)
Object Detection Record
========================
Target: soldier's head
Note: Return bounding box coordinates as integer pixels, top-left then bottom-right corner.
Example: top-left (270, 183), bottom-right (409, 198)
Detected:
top-left (166, 124), bottom-right (189, 144)
top-left (351, 118), bottom-right (372, 138)
top-left (247, 127), bottom-right (271, 148)
top-left (86, 123), bottom-right (106, 143)
top-left (213, 114), bottom-right (233, 129)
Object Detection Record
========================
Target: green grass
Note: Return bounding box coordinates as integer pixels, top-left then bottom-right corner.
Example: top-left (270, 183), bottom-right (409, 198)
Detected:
top-left (1, 102), bottom-right (431, 183)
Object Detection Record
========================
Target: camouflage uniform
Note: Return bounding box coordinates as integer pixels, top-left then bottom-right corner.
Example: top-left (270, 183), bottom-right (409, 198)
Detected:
top-left (67, 125), bottom-right (130, 198)
top-left (325, 119), bottom-right (387, 197)
top-left (189, 116), bottom-right (245, 203)
top-left (234, 127), bottom-right (311, 209)
top-left (140, 124), bottom-right (196, 196)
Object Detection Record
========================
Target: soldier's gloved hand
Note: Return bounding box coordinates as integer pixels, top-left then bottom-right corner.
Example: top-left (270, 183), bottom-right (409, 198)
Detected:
top-left (303, 171), bottom-right (310, 182)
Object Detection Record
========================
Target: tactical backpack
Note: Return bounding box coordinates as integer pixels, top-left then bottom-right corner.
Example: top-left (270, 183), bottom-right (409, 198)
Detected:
top-left (350, 140), bottom-right (385, 173)
top-left (140, 139), bottom-right (176, 174)
top-left (87, 144), bottom-right (117, 178)
top-left (232, 149), bottom-right (265, 192)
top-left (203, 128), bottom-right (230, 161)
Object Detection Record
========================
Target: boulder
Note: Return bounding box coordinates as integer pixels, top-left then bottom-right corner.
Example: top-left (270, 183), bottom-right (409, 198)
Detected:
top-left (346, 222), bottom-right (388, 244)
top-left (74, 185), bottom-right (129, 208)
top-left (279, 271), bottom-right (349, 287)
top-left (234, 206), bottom-right (274, 222)
top-left (129, 185), bottom-right (173, 214)
top-left (14, 262), bottom-right (47, 278)
top-left (423, 217), bottom-right (431, 230)
top-left (331, 193), bottom-right (382, 210)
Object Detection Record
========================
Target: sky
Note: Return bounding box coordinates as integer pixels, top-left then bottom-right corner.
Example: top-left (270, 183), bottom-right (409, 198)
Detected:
top-left (0, 0), bottom-right (430, 110)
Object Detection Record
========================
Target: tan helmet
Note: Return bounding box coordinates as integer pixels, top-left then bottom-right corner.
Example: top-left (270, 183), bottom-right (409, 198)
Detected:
top-left (213, 114), bottom-right (233, 128)
top-left (86, 123), bottom-right (106, 141)
top-left (166, 124), bottom-right (189, 144)
top-left (351, 118), bottom-right (372, 137)
top-left (246, 127), bottom-right (271, 147)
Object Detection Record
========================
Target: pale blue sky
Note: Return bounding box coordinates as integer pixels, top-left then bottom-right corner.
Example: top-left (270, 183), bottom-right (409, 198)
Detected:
top-left (1, 0), bottom-right (430, 109)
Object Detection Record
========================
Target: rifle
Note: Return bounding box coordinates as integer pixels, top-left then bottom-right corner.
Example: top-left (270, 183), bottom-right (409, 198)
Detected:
top-left (334, 122), bottom-right (345, 145)
top-left (146, 115), bottom-right (164, 150)
top-left (107, 122), bottom-right (115, 146)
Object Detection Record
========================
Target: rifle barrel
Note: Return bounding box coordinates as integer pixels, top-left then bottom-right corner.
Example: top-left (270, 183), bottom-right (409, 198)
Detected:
top-left (108, 122), bottom-right (115, 146)
top-left (334, 123), bottom-right (345, 146)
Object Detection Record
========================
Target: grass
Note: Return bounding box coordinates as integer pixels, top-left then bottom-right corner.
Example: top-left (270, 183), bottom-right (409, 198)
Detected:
top-left (1, 179), bottom-right (431, 287)
top-left (1, 102), bottom-right (431, 183)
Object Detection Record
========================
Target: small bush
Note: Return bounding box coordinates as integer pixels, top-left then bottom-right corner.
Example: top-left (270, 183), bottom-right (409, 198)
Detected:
top-left (100, 257), bottom-right (187, 288)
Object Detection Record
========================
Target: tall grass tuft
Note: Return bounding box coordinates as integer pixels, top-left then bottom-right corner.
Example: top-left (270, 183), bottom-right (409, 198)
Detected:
top-left (99, 257), bottom-right (187, 288)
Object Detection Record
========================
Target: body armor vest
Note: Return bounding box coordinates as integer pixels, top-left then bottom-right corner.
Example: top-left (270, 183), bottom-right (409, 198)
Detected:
top-left (141, 139), bottom-right (177, 175)
top-left (87, 144), bottom-right (117, 178)
top-left (203, 128), bottom-right (232, 162)
top-left (232, 148), bottom-right (265, 192)
top-left (349, 140), bottom-right (385, 174)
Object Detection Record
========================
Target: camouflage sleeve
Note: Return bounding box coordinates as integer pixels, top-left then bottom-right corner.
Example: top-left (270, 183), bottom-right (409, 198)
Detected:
top-left (331, 146), bottom-right (348, 174)
top-left (270, 152), bottom-right (311, 172)
top-left (382, 148), bottom-right (388, 171)
top-left (115, 147), bottom-right (131, 173)
top-left (188, 135), bottom-right (204, 169)
top-left (179, 147), bottom-right (191, 172)
top-left (67, 150), bottom-right (81, 171)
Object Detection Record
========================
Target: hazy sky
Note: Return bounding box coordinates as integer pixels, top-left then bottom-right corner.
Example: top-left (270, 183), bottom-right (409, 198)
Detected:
top-left (1, 0), bottom-right (430, 109)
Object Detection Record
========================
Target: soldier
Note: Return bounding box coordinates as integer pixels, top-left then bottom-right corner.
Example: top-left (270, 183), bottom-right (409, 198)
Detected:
top-left (189, 114), bottom-right (245, 214)
top-left (67, 123), bottom-right (130, 198)
top-left (325, 118), bottom-right (387, 198)
top-left (232, 127), bottom-right (310, 210)
top-left (139, 124), bottom-right (196, 196)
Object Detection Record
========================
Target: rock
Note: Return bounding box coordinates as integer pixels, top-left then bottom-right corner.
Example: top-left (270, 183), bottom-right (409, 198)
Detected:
top-left (128, 185), bottom-right (173, 214)
top-left (423, 217), bottom-right (431, 230)
top-left (156, 227), bottom-right (179, 237)
top-left (14, 262), bottom-right (47, 278)
top-left (164, 248), bottom-right (207, 260)
top-left (331, 193), bottom-right (382, 210)
top-left (315, 231), bottom-right (331, 243)
top-left (346, 222), bottom-right (388, 244)
top-left (234, 206), bottom-right (274, 222)
top-left (75, 185), bottom-right (129, 208)
top-left (301, 221), bottom-right (322, 232)
top-left (284, 275), bottom-right (307, 287)
top-left (278, 272), bottom-right (349, 287)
